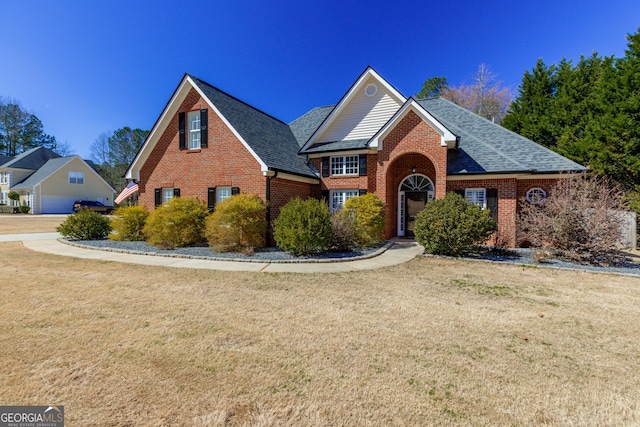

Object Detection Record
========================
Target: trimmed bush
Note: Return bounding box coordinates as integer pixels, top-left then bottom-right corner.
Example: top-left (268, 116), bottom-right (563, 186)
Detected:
top-left (143, 197), bottom-right (208, 248)
top-left (8, 191), bottom-right (19, 205)
top-left (57, 208), bottom-right (112, 240)
top-left (273, 197), bottom-right (331, 256)
top-left (18, 205), bottom-right (30, 214)
top-left (414, 192), bottom-right (496, 256)
top-left (205, 194), bottom-right (267, 253)
top-left (329, 212), bottom-right (357, 252)
top-left (341, 193), bottom-right (386, 246)
top-left (109, 205), bottom-right (149, 241)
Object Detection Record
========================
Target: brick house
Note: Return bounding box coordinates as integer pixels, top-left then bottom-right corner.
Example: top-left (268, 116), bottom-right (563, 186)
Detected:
top-left (125, 67), bottom-right (584, 247)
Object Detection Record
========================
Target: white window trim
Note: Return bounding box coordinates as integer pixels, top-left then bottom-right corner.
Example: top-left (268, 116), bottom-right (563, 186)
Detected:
top-left (330, 189), bottom-right (358, 211)
top-left (216, 186), bottom-right (232, 204)
top-left (69, 171), bottom-right (85, 185)
top-left (162, 188), bottom-right (174, 204)
top-left (526, 187), bottom-right (547, 204)
top-left (188, 110), bottom-right (201, 150)
top-left (330, 155), bottom-right (359, 176)
top-left (465, 188), bottom-right (486, 209)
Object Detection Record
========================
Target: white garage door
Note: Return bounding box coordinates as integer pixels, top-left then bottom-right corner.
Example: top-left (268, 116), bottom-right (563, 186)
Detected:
top-left (41, 196), bottom-right (77, 214)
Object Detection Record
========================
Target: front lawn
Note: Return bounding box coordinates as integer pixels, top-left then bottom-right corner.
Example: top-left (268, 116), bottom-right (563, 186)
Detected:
top-left (0, 242), bottom-right (639, 425)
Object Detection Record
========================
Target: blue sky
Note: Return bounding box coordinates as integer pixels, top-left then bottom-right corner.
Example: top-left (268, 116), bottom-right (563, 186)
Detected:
top-left (1, 0), bottom-right (639, 159)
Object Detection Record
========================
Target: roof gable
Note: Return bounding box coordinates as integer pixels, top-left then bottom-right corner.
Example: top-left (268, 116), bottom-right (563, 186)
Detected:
top-left (300, 67), bottom-right (406, 153)
top-left (11, 156), bottom-right (116, 191)
top-left (369, 98), bottom-right (457, 150)
top-left (127, 74), bottom-right (316, 180)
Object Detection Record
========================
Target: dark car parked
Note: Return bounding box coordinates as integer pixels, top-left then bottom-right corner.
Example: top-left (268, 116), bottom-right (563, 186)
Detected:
top-left (72, 200), bottom-right (114, 215)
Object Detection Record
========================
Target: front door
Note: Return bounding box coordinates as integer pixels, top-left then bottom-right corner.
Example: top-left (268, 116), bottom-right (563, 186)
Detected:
top-left (405, 191), bottom-right (427, 237)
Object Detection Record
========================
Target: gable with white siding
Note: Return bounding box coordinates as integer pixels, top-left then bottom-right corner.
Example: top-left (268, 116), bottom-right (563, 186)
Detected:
top-left (316, 76), bottom-right (404, 143)
top-left (300, 68), bottom-right (406, 152)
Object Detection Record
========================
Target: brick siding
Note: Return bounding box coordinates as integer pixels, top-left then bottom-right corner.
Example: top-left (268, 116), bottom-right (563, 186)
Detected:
top-left (138, 88), bottom-right (314, 222)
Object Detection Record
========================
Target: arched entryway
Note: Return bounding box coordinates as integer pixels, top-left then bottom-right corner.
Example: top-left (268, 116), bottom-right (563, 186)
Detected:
top-left (398, 174), bottom-right (434, 237)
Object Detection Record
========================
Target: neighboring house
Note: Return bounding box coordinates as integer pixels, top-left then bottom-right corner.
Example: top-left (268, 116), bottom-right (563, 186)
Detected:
top-left (0, 146), bottom-right (115, 214)
top-left (125, 67), bottom-right (584, 247)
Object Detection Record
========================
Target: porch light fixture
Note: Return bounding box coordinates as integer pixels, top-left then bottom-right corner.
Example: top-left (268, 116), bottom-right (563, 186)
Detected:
top-left (412, 166), bottom-right (416, 173)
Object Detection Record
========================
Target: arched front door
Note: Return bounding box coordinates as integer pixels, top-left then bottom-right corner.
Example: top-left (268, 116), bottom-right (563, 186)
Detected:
top-left (398, 174), bottom-right (434, 237)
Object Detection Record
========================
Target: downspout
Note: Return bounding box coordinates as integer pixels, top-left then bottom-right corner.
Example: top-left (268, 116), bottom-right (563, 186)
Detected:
top-left (264, 170), bottom-right (278, 246)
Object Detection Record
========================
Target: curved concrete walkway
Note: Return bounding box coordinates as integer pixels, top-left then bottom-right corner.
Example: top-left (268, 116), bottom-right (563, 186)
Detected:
top-left (6, 233), bottom-right (424, 273)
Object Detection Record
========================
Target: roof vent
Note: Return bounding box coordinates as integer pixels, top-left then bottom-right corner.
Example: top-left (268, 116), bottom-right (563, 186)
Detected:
top-left (364, 83), bottom-right (378, 97)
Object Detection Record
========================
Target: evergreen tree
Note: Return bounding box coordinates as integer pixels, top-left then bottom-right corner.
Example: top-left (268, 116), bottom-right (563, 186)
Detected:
top-left (416, 76), bottom-right (448, 99)
top-left (502, 59), bottom-right (556, 148)
top-left (0, 98), bottom-right (58, 156)
top-left (502, 27), bottom-right (640, 189)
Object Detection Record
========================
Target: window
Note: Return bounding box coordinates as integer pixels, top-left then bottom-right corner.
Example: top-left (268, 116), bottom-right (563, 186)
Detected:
top-left (179, 109), bottom-right (208, 150)
top-left (0, 172), bottom-right (8, 184)
top-left (330, 189), bottom-right (358, 211)
top-left (331, 155), bottom-right (359, 175)
top-left (69, 171), bottom-right (84, 184)
top-left (162, 188), bottom-right (174, 204)
top-left (465, 188), bottom-right (486, 208)
top-left (216, 186), bottom-right (232, 204)
top-left (526, 187), bottom-right (547, 204)
top-left (188, 111), bottom-right (201, 149)
top-left (1, 191), bottom-right (7, 205)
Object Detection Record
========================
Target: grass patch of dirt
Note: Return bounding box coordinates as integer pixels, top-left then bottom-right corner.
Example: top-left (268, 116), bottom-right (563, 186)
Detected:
top-left (1, 242), bottom-right (640, 425)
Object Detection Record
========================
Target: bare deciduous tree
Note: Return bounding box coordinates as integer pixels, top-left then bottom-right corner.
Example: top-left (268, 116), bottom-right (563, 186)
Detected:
top-left (442, 64), bottom-right (514, 123)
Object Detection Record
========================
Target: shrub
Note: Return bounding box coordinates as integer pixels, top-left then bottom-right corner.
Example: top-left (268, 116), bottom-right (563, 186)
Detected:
top-left (8, 191), bottom-right (19, 205)
top-left (57, 208), bottom-right (112, 240)
top-left (414, 192), bottom-right (497, 256)
top-left (518, 173), bottom-right (626, 265)
top-left (205, 194), bottom-right (266, 253)
top-left (329, 212), bottom-right (357, 252)
top-left (109, 205), bottom-right (149, 241)
top-left (143, 197), bottom-right (208, 248)
top-left (340, 193), bottom-right (386, 246)
top-left (273, 197), bottom-right (331, 256)
top-left (18, 205), bottom-right (30, 214)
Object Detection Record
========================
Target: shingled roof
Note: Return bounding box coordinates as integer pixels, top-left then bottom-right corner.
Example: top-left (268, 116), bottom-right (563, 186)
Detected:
top-left (11, 156), bottom-right (74, 190)
top-left (0, 146), bottom-right (60, 170)
top-left (190, 76), bottom-right (317, 178)
top-left (417, 98), bottom-right (585, 174)
top-left (289, 105), bottom-right (334, 147)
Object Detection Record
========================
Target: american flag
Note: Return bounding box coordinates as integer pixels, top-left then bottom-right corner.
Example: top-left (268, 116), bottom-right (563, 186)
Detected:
top-left (115, 181), bottom-right (139, 204)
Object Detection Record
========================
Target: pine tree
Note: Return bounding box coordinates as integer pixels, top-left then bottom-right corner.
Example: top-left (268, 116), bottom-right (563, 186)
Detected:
top-left (502, 59), bottom-right (556, 148)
